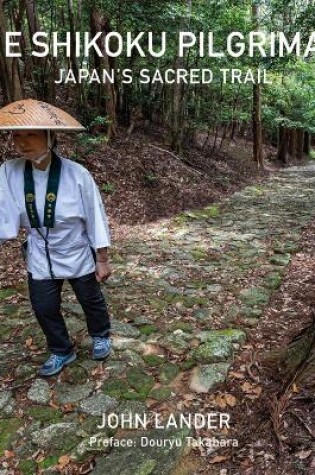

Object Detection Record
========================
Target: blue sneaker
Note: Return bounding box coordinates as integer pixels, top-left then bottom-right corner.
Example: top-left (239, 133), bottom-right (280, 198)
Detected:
top-left (92, 336), bottom-right (111, 360)
top-left (39, 352), bottom-right (77, 376)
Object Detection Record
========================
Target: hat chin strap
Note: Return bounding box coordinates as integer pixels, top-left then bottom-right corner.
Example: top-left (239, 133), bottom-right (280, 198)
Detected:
top-left (32, 131), bottom-right (52, 165)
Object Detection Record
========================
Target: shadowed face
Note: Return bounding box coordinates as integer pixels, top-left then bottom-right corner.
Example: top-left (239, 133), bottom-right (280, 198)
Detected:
top-left (12, 130), bottom-right (48, 161)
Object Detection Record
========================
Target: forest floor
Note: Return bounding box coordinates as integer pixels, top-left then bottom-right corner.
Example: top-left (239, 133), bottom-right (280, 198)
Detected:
top-left (0, 130), bottom-right (314, 475)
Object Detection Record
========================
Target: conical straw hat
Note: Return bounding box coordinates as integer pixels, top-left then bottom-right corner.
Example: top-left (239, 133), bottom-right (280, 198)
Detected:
top-left (0, 99), bottom-right (85, 131)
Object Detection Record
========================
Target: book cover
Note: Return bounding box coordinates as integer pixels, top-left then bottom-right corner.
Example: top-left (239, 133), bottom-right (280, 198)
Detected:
top-left (0, 1), bottom-right (314, 474)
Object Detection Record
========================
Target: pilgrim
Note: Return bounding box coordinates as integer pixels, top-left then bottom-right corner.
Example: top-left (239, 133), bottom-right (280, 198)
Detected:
top-left (0, 99), bottom-right (112, 376)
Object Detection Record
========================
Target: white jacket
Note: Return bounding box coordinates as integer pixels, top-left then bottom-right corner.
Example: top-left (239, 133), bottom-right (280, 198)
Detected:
top-left (0, 156), bottom-right (111, 279)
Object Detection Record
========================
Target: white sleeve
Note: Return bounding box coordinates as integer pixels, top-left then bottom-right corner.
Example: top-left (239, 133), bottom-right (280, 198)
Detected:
top-left (80, 169), bottom-right (111, 249)
top-left (0, 163), bottom-right (20, 242)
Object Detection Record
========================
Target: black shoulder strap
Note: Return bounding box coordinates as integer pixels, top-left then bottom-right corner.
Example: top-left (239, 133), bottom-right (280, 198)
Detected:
top-left (24, 152), bottom-right (62, 229)
top-left (44, 152), bottom-right (61, 228)
top-left (24, 160), bottom-right (41, 228)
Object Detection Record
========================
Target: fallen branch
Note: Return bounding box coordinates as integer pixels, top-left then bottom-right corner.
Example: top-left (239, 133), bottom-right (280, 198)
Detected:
top-left (289, 409), bottom-right (315, 439)
top-left (148, 144), bottom-right (204, 177)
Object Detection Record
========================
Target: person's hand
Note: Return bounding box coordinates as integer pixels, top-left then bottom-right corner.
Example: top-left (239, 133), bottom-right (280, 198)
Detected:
top-left (95, 261), bottom-right (112, 282)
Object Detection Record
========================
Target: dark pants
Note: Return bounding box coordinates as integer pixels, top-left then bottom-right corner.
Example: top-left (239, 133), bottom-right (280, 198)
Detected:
top-left (28, 272), bottom-right (111, 356)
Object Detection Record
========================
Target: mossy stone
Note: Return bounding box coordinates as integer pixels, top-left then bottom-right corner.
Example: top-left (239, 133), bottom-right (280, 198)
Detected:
top-left (226, 304), bottom-right (241, 319)
top-left (190, 363), bottom-right (230, 393)
top-left (106, 360), bottom-right (127, 375)
top-left (191, 249), bottom-right (207, 260)
top-left (80, 415), bottom-right (101, 434)
top-left (181, 295), bottom-right (208, 308)
top-left (19, 460), bottom-right (37, 475)
top-left (126, 368), bottom-right (155, 395)
top-left (120, 350), bottom-right (145, 366)
top-left (168, 322), bottom-right (192, 332)
top-left (16, 363), bottom-right (36, 378)
top-left (0, 289), bottom-right (16, 300)
top-left (239, 287), bottom-right (270, 307)
top-left (64, 365), bottom-right (87, 384)
top-left (2, 304), bottom-right (19, 316)
top-left (26, 406), bottom-right (64, 424)
top-left (31, 422), bottom-right (79, 452)
top-left (269, 254), bottom-right (291, 266)
top-left (143, 298), bottom-right (167, 312)
top-left (0, 325), bottom-right (12, 340)
top-left (264, 272), bottom-right (282, 290)
top-left (138, 325), bottom-right (158, 336)
top-left (192, 308), bottom-right (214, 322)
top-left (193, 339), bottom-right (232, 363)
top-left (180, 359), bottom-right (196, 371)
top-left (240, 307), bottom-right (263, 318)
top-left (122, 390), bottom-right (148, 401)
top-left (111, 251), bottom-right (126, 263)
top-left (116, 400), bottom-right (147, 419)
top-left (92, 427), bottom-right (191, 475)
top-left (102, 379), bottom-right (130, 398)
top-left (143, 354), bottom-right (165, 367)
top-left (134, 459), bottom-right (157, 474)
top-left (79, 394), bottom-right (118, 416)
top-left (149, 387), bottom-right (172, 401)
top-left (197, 329), bottom-right (246, 345)
top-left (37, 455), bottom-right (60, 469)
top-left (159, 363), bottom-right (180, 383)
top-left (0, 418), bottom-right (24, 455)
top-left (162, 334), bottom-right (190, 355)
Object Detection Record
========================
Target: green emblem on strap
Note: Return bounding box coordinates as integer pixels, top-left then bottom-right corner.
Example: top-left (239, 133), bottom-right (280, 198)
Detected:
top-left (26, 193), bottom-right (35, 203)
top-left (46, 192), bottom-right (56, 203)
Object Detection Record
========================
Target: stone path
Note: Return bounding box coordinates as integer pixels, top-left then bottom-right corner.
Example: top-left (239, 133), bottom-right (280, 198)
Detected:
top-left (1, 164), bottom-right (315, 474)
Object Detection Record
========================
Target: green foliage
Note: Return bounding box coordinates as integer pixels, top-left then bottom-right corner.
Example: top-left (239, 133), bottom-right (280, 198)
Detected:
top-left (83, 136), bottom-right (108, 145)
top-left (143, 354), bottom-right (165, 366)
top-left (37, 456), bottom-right (60, 470)
top-left (90, 115), bottom-right (110, 128)
top-left (143, 173), bottom-right (159, 186)
top-left (0, 289), bottom-right (16, 300)
top-left (101, 182), bottom-right (115, 193)
top-left (3, 0), bottom-right (315, 145)
top-left (138, 324), bottom-right (158, 335)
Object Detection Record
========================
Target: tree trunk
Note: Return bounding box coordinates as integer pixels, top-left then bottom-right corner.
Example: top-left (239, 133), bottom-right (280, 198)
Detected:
top-left (24, 0), bottom-right (58, 101)
top-left (24, 0), bottom-right (40, 35)
top-left (303, 131), bottom-right (310, 155)
top-left (252, 83), bottom-right (264, 168)
top-left (296, 129), bottom-right (304, 160)
top-left (277, 126), bottom-right (288, 164)
top-left (170, 54), bottom-right (185, 153)
top-left (0, 0), bottom-right (22, 102)
top-left (230, 121), bottom-right (237, 140)
top-left (68, 0), bottom-right (87, 109)
top-left (169, 0), bottom-right (192, 153)
top-left (252, 3), bottom-right (264, 170)
top-left (288, 128), bottom-right (297, 157)
top-left (90, 8), bottom-right (117, 139)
